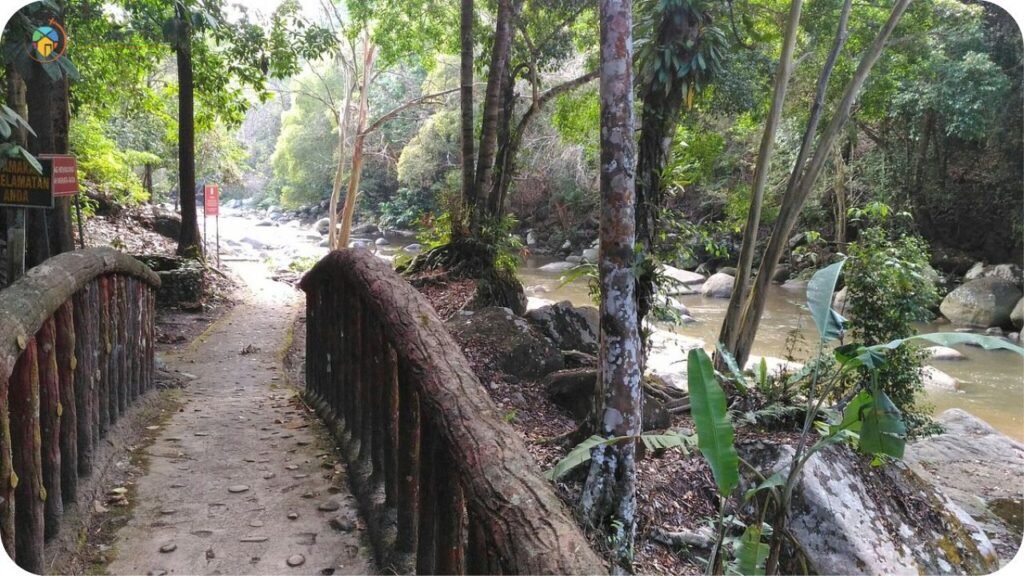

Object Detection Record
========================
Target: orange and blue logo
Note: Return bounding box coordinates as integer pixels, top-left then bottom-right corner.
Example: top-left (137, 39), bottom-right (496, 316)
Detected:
top-left (29, 19), bottom-right (66, 64)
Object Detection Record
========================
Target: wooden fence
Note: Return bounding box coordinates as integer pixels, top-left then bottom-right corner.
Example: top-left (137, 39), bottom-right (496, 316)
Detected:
top-left (0, 247), bottom-right (159, 573)
top-left (300, 250), bottom-right (605, 575)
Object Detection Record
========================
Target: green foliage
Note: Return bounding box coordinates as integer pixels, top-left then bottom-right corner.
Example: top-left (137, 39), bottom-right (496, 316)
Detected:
top-left (845, 226), bottom-right (938, 431)
top-left (379, 187), bottom-right (436, 230)
top-left (687, 348), bottom-right (739, 497)
top-left (70, 114), bottom-right (152, 205)
top-left (271, 67), bottom-right (339, 208)
top-left (552, 88), bottom-right (599, 164)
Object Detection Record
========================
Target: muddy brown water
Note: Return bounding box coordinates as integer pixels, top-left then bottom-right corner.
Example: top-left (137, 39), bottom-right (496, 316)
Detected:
top-left (519, 259), bottom-right (1024, 441)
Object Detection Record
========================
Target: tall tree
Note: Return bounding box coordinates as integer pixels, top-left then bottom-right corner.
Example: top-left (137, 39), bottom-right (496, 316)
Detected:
top-left (719, 0), bottom-right (912, 370)
top-left (580, 0), bottom-right (642, 570)
top-left (173, 0), bottom-right (201, 256)
top-left (632, 0), bottom-right (723, 342)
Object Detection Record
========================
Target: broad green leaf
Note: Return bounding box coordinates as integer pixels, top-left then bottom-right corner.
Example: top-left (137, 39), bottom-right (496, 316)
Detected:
top-left (829, 389), bottom-right (872, 436)
top-left (640, 431), bottom-right (694, 453)
top-left (806, 259), bottom-right (847, 343)
top-left (544, 434), bottom-right (607, 481)
top-left (17, 147), bottom-right (43, 174)
top-left (735, 524), bottom-right (769, 576)
top-left (744, 471), bottom-right (785, 502)
top-left (859, 391), bottom-right (907, 458)
top-left (688, 348), bottom-right (739, 496)
top-left (0, 119), bottom-right (9, 139)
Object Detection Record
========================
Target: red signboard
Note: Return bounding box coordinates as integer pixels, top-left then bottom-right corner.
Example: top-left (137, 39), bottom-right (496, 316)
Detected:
top-left (204, 184), bottom-right (219, 216)
top-left (40, 154), bottom-right (77, 196)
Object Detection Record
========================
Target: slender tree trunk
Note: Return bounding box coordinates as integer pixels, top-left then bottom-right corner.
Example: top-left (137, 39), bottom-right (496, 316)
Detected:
top-left (143, 164), bottom-right (154, 203)
top-left (329, 59), bottom-right (356, 250)
top-left (175, 1), bottom-right (202, 258)
top-left (490, 71), bottom-right (598, 219)
top-left (337, 40), bottom-right (377, 249)
top-left (459, 0), bottom-right (477, 234)
top-left (729, 0), bottom-right (912, 370)
top-left (473, 0), bottom-right (519, 224)
top-left (581, 1), bottom-right (641, 570)
top-left (717, 0), bottom-right (806, 366)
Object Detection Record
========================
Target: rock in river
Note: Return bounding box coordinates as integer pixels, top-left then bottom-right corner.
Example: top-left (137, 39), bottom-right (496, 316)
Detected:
top-left (700, 272), bottom-right (735, 298)
top-left (940, 277), bottom-right (1022, 328)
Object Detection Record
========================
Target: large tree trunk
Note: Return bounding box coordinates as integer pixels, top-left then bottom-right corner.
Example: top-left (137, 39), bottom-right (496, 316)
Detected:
top-left (581, 0), bottom-right (641, 570)
top-left (727, 0), bottom-right (911, 370)
top-left (25, 65), bottom-right (55, 268)
top-left (473, 0), bottom-right (519, 224)
top-left (175, 2), bottom-right (202, 258)
top-left (459, 0), bottom-right (476, 234)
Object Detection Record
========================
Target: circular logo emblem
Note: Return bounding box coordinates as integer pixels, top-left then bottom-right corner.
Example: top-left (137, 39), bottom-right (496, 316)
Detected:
top-left (29, 20), bottom-right (67, 63)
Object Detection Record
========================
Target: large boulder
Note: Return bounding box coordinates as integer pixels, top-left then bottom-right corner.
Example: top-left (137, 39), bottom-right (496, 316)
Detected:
top-left (965, 262), bottom-right (1022, 286)
top-left (905, 409), bottom-right (1024, 563)
top-left (940, 277), bottom-right (1023, 327)
top-left (742, 442), bottom-right (998, 575)
top-left (1011, 297), bottom-right (1024, 330)
top-left (446, 307), bottom-right (563, 379)
top-left (543, 368), bottom-right (670, 431)
top-left (525, 301), bottom-right (599, 354)
top-left (700, 272), bottom-right (735, 298)
top-left (661, 265), bottom-right (706, 287)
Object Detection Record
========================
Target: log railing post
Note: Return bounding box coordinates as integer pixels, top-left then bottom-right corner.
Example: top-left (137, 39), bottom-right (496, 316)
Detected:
top-left (0, 372), bottom-right (14, 561)
top-left (394, 366), bottom-right (420, 571)
top-left (97, 276), bottom-right (110, 434)
top-left (10, 338), bottom-right (43, 574)
top-left (55, 301), bottom-right (77, 504)
top-left (38, 317), bottom-right (62, 539)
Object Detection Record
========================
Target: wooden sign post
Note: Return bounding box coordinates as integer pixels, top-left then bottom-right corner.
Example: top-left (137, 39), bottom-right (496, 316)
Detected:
top-left (203, 184), bottom-right (219, 267)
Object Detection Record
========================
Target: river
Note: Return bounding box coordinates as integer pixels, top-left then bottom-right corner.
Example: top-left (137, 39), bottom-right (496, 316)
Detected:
top-left (520, 257), bottom-right (1024, 441)
top-left (207, 210), bottom-right (1024, 441)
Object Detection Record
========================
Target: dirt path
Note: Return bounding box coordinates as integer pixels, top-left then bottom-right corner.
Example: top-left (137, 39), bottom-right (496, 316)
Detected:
top-left (105, 263), bottom-right (373, 576)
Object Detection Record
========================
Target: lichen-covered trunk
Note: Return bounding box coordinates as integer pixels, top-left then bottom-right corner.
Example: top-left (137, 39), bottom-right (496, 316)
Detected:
top-left (582, 0), bottom-right (642, 570)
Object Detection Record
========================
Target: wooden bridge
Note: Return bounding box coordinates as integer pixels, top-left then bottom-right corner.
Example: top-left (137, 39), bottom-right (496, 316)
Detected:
top-left (0, 247), bottom-right (604, 574)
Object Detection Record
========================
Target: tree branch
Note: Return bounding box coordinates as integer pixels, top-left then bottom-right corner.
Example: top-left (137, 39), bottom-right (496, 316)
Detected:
top-left (361, 87), bottom-right (461, 136)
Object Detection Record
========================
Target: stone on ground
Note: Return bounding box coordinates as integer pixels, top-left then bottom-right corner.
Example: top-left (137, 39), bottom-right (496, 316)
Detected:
top-left (447, 307), bottom-right (563, 378)
top-left (525, 300), bottom-right (600, 355)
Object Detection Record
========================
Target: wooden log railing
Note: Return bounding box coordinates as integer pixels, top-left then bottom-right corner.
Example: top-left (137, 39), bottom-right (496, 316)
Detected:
top-left (0, 247), bottom-right (159, 573)
top-left (300, 250), bottom-right (605, 575)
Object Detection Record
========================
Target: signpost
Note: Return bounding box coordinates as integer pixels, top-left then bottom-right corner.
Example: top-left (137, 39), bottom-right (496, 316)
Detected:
top-left (1, 154), bottom-right (78, 282)
top-left (203, 183), bottom-right (220, 267)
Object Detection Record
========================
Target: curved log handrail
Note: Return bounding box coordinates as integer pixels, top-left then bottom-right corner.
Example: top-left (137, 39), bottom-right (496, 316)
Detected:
top-left (0, 247), bottom-right (159, 383)
top-left (300, 249), bottom-right (605, 575)
top-left (0, 247), bottom-right (159, 572)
